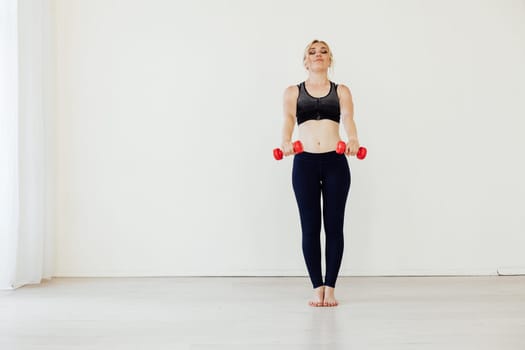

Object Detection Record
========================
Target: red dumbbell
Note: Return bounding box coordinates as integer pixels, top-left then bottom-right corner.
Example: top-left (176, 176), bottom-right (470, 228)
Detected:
top-left (273, 140), bottom-right (304, 160)
top-left (336, 141), bottom-right (346, 155)
top-left (336, 141), bottom-right (367, 160)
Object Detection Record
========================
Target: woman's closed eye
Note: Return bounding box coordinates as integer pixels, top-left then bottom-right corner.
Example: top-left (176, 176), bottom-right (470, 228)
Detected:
top-left (309, 50), bottom-right (328, 55)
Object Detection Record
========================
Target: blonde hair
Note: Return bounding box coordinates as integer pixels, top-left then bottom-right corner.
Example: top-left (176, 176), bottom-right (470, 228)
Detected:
top-left (302, 39), bottom-right (334, 72)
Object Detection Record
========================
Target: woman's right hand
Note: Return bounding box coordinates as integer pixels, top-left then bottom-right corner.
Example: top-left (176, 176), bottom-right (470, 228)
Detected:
top-left (281, 140), bottom-right (294, 157)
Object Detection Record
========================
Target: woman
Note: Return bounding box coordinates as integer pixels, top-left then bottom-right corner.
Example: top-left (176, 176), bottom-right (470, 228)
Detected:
top-left (281, 39), bottom-right (360, 307)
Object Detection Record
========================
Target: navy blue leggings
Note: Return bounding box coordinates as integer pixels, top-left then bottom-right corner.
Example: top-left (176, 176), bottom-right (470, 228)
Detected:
top-left (292, 151), bottom-right (351, 289)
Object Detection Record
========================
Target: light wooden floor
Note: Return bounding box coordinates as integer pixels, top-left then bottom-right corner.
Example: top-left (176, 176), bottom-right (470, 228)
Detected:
top-left (1, 276), bottom-right (524, 349)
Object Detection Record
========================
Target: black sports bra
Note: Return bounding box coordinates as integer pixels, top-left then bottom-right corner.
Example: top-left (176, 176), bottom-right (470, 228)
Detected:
top-left (296, 81), bottom-right (341, 126)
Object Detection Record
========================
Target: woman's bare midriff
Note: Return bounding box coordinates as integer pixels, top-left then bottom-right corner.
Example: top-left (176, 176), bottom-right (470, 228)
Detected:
top-left (298, 119), bottom-right (341, 153)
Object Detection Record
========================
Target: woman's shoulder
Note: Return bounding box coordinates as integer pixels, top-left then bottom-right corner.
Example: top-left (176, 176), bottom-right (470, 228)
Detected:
top-left (334, 82), bottom-right (351, 95)
top-left (331, 80), bottom-right (349, 88)
top-left (283, 83), bottom-right (301, 98)
top-left (290, 81), bottom-right (304, 89)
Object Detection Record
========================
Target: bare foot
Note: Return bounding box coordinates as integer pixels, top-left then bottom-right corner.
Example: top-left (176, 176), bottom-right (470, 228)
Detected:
top-left (323, 286), bottom-right (338, 307)
top-left (308, 286), bottom-right (325, 307)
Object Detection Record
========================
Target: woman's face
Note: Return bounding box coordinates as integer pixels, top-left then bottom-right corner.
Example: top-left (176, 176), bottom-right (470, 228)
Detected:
top-left (305, 43), bottom-right (331, 72)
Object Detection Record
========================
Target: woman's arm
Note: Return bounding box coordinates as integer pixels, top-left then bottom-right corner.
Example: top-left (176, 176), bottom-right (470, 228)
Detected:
top-left (281, 85), bottom-right (298, 156)
top-left (338, 84), bottom-right (360, 156)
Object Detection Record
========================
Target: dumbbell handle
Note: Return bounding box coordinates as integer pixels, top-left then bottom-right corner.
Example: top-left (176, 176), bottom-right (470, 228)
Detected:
top-left (273, 140), bottom-right (304, 160)
top-left (336, 141), bottom-right (367, 160)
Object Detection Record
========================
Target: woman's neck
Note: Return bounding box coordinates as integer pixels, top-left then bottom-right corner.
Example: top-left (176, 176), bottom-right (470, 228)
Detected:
top-left (307, 71), bottom-right (329, 85)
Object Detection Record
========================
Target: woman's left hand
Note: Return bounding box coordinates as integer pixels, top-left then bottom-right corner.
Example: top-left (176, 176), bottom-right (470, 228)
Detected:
top-left (346, 138), bottom-right (360, 156)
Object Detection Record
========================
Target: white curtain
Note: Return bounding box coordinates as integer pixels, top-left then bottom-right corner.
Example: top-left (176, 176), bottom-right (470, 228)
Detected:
top-left (0, 0), bottom-right (54, 289)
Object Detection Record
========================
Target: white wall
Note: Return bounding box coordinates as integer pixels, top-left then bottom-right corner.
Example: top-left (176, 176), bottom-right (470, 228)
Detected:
top-left (53, 0), bottom-right (525, 277)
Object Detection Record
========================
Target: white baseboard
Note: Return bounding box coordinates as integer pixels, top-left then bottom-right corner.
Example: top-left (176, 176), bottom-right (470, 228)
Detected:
top-left (53, 267), bottom-right (502, 278)
top-left (497, 267), bottom-right (525, 276)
